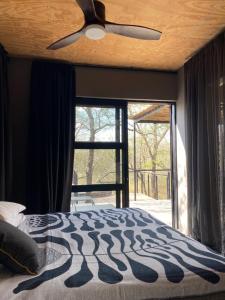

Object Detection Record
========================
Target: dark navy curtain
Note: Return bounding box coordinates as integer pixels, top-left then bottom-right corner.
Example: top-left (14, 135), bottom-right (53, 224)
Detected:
top-left (0, 45), bottom-right (12, 202)
top-left (27, 61), bottom-right (75, 214)
top-left (185, 31), bottom-right (225, 253)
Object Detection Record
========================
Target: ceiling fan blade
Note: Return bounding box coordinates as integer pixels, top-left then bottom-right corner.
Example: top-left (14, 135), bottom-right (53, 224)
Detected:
top-left (47, 29), bottom-right (84, 50)
top-left (76, 0), bottom-right (97, 22)
top-left (105, 23), bottom-right (161, 40)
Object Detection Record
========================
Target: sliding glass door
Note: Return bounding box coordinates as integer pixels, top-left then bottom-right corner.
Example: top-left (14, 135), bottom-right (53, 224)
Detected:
top-left (71, 99), bottom-right (128, 211)
top-left (127, 102), bottom-right (178, 227)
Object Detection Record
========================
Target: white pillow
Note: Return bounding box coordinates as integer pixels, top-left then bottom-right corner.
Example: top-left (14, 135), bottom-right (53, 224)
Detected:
top-left (3, 213), bottom-right (26, 227)
top-left (0, 202), bottom-right (26, 226)
top-left (0, 201), bottom-right (25, 214)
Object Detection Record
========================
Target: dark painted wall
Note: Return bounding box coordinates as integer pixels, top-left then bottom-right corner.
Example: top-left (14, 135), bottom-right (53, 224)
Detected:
top-left (76, 66), bottom-right (177, 101)
top-left (8, 57), bottom-right (178, 203)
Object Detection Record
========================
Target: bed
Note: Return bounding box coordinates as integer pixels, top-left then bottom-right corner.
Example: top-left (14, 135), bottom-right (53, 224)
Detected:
top-left (1, 207), bottom-right (225, 300)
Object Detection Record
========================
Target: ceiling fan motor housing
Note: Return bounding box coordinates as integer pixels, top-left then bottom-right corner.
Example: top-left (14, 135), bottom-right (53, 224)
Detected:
top-left (84, 24), bottom-right (106, 40)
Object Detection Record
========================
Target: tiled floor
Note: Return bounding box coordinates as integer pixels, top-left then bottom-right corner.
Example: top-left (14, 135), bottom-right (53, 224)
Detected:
top-left (71, 193), bottom-right (172, 226)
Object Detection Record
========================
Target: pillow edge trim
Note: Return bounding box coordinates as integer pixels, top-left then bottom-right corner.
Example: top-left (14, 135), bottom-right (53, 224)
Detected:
top-left (0, 248), bottom-right (37, 275)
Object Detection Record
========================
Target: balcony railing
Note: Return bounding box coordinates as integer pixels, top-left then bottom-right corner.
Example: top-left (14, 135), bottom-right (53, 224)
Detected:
top-left (130, 169), bottom-right (171, 200)
top-left (73, 168), bottom-right (171, 201)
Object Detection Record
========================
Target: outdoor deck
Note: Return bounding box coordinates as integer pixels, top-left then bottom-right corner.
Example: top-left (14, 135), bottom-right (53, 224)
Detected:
top-left (70, 193), bottom-right (172, 226)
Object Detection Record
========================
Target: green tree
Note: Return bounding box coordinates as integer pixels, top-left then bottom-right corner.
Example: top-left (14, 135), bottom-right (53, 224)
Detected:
top-left (74, 107), bottom-right (115, 185)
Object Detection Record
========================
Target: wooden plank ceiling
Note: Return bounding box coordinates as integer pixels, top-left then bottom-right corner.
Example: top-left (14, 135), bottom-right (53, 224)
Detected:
top-left (0, 0), bottom-right (224, 70)
top-left (129, 105), bottom-right (170, 123)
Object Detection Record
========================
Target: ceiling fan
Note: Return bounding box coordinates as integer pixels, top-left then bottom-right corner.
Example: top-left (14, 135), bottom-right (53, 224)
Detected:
top-left (47, 0), bottom-right (161, 50)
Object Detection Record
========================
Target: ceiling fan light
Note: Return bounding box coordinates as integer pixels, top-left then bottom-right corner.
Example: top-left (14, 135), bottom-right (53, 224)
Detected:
top-left (84, 24), bottom-right (106, 40)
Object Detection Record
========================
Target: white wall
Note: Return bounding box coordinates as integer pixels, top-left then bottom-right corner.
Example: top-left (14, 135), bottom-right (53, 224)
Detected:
top-left (176, 67), bottom-right (188, 234)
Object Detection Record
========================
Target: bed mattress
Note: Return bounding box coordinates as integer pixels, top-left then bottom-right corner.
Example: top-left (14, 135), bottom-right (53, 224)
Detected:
top-left (1, 208), bottom-right (225, 300)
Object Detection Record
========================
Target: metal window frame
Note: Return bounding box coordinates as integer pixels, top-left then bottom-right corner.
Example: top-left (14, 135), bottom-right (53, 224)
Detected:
top-left (72, 98), bottom-right (178, 228)
top-left (72, 98), bottom-right (129, 208)
top-left (170, 103), bottom-right (178, 229)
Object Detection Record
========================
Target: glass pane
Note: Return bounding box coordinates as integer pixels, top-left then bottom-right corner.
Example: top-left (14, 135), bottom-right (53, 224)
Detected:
top-left (70, 191), bottom-right (117, 212)
top-left (75, 106), bottom-right (121, 142)
top-left (73, 149), bottom-right (122, 185)
top-left (128, 102), bottom-right (172, 226)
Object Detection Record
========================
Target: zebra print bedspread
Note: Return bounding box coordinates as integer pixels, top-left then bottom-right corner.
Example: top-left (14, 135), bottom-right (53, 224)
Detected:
top-left (1, 208), bottom-right (225, 300)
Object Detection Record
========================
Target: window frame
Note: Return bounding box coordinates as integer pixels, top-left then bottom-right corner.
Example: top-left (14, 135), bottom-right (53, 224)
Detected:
top-left (72, 98), bottom-right (129, 208)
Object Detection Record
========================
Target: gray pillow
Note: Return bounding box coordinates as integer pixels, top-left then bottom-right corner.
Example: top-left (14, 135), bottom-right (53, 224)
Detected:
top-left (0, 220), bottom-right (45, 275)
